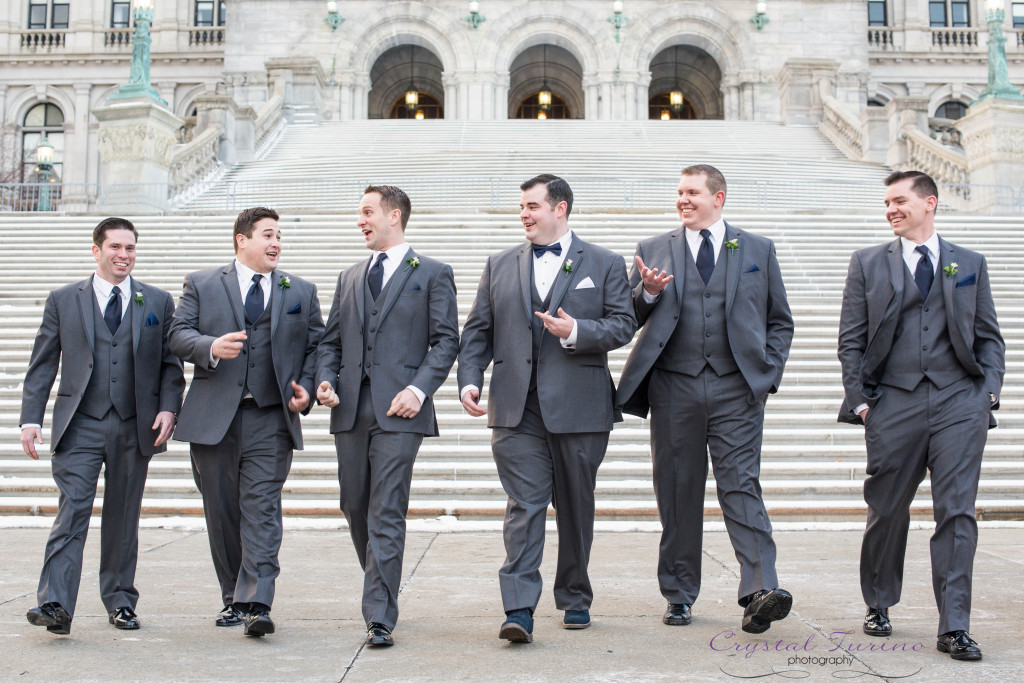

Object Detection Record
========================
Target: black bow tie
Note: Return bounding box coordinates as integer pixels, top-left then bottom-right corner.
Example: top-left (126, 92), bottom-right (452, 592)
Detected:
top-left (532, 243), bottom-right (562, 258)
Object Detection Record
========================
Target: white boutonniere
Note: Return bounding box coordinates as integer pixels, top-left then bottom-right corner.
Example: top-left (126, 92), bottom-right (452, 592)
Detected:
top-left (562, 259), bottom-right (574, 277)
top-left (278, 276), bottom-right (291, 289)
top-left (404, 256), bottom-right (420, 271)
top-left (133, 292), bottom-right (144, 307)
top-left (943, 263), bottom-right (958, 279)
top-left (724, 239), bottom-right (739, 253)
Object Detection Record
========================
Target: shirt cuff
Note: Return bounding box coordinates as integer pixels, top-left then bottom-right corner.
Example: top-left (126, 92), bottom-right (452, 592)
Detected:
top-left (209, 351), bottom-right (220, 369)
top-left (407, 385), bottom-right (426, 406)
top-left (854, 403), bottom-right (869, 416)
top-left (560, 320), bottom-right (579, 349)
top-left (642, 288), bottom-right (661, 303)
top-left (460, 385), bottom-right (479, 400)
top-left (20, 423), bottom-right (42, 430)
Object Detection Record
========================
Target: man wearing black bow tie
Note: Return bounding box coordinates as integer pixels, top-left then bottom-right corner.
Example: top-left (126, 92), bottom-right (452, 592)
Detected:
top-left (838, 171), bottom-right (1004, 660)
top-left (617, 165), bottom-right (794, 634)
top-left (21, 217), bottom-right (184, 635)
top-left (458, 174), bottom-right (635, 642)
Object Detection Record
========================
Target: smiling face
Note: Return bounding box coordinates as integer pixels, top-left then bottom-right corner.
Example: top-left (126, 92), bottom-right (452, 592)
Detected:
top-left (235, 217), bottom-right (281, 273)
top-left (92, 228), bottom-right (136, 284)
top-left (519, 184), bottom-right (567, 245)
top-left (884, 178), bottom-right (936, 243)
top-left (358, 191), bottom-right (403, 252)
top-left (676, 172), bottom-right (724, 231)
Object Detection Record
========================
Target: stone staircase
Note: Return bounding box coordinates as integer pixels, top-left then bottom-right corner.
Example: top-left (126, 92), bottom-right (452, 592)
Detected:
top-left (1, 212), bottom-right (1021, 522)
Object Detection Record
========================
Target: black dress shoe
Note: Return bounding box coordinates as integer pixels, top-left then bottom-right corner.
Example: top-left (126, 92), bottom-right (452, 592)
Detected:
top-left (26, 602), bottom-right (71, 635)
top-left (937, 630), bottom-right (982, 661)
top-left (741, 588), bottom-right (793, 634)
top-left (215, 604), bottom-right (244, 627)
top-left (365, 622), bottom-right (394, 647)
top-left (243, 604), bottom-right (275, 637)
top-left (863, 608), bottom-right (892, 637)
top-left (108, 606), bottom-right (140, 630)
top-left (663, 603), bottom-right (692, 626)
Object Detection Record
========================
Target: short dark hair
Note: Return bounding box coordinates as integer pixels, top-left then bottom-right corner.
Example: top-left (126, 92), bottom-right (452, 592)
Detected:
top-left (520, 174), bottom-right (574, 216)
top-left (93, 217), bottom-right (137, 247)
top-left (682, 164), bottom-right (727, 199)
top-left (233, 207), bottom-right (279, 252)
top-left (884, 170), bottom-right (939, 201)
top-left (364, 185), bottom-right (411, 230)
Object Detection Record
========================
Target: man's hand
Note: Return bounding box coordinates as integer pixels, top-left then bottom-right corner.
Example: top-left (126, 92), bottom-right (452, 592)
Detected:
top-left (387, 388), bottom-right (422, 419)
top-left (211, 331), bottom-right (247, 360)
top-left (317, 380), bottom-right (340, 408)
top-left (461, 388), bottom-right (487, 417)
top-left (859, 407), bottom-right (868, 422)
top-left (288, 380), bottom-right (310, 413)
top-left (535, 308), bottom-right (575, 339)
top-left (635, 255), bottom-right (674, 296)
top-left (21, 426), bottom-right (43, 460)
top-left (152, 411), bottom-right (176, 447)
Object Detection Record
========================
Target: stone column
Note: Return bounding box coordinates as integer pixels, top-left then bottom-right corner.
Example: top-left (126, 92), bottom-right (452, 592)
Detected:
top-left (65, 83), bottom-right (92, 185)
top-left (92, 97), bottom-right (183, 213)
top-left (958, 97), bottom-right (1024, 212)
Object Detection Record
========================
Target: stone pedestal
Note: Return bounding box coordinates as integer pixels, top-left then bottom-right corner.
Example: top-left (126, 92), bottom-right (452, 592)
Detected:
top-left (958, 97), bottom-right (1024, 213)
top-left (884, 96), bottom-right (930, 169)
top-left (266, 57), bottom-right (326, 124)
top-left (778, 58), bottom-right (839, 125)
top-left (93, 97), bottom-right (184, 213)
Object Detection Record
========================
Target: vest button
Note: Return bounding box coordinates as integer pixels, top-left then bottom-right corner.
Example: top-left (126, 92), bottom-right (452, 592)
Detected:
top-left (367, 346), bottom-right (373, 351)
top-left (250, 363), bottom-right (255, 368)
top-left (238, 381), bottom-right (243, 386)
top-left (704, 292), bottom-right (711, 298)
top-left (923, 307), bottom-right (929, 312)
top-left (923, 326), bottom-right (928, 331)
top-left (706, 332), bottom-right (711, 337)
top-left (922, 346), bottom-right (928, 351)
top-left (112, 360), bottom-right (117, 365)
top-left (706, 312), bottom-right (711, 318)
top-left (365, 363), bottom-right (370, 368)
top-left (112, 342), bottom-right (117, 347)
top-left (658, 342), bottom-right (664, 348)
top-left (372, 310), bottom-right (378, 315)
top-left (369, 327), bottom-right (376, 333)
top-left (526, 359), bottom-right (532, 364)
top-left (705, 351), bottom-right (711, 357)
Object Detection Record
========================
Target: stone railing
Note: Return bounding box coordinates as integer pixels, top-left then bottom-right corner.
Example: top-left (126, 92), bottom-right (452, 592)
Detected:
top-left (903, 126), bottom-right (968, 186)
top-left (188, 27), bottom-right (225, 46)
top-left (104, 28), bottom-right (133, 48)
top-left (931, 27), bottom-right (980, 49)
top-left (168, 124), bottom-right (222, 189)
top-left (19, 30), bottom-right (66, 50)
top-left (867, 27), bottom-right (894, 50)
top-left (928, 117), bottom-right (963, 147)
top-left (819, 96), bottom-right (863, 160)
top-left (253, 95), bottom-right (285, 158)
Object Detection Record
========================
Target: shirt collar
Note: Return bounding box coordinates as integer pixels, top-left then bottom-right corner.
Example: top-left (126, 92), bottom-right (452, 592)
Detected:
top-left (535, 230), bottom-right (573, 251)
top-left (234, 258), bottom-right (271, 285)
top-left (94, 273), bottom-right (132, 300)
top-left (683, 218), bottom-right (726, 247)
top-left (373, 242), bottom-right (410, 265)
top-left (900, 233), bottom-right (940, 260)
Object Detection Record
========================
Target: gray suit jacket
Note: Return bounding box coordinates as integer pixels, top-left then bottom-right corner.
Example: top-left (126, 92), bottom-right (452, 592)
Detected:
top-left (617, 223), bottom-right (794, 418)
top-left (314, 249), bottom-right (459, 436)
top-left (20, 276), bottom-right (185, 456)
top-left (458, 233), bottom-right (636, 433)
top-left (168, 264), bottom-right (325, 448)
top-left (837, 236), bottom-right (1005, 425)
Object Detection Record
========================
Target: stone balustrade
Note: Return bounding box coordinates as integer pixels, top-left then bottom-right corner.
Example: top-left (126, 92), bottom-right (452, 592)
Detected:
top-left (254, 95), bottom-right (285, 158)
top-left (820, 96), bottom-right (863, 160)
top-left (19, 30), bottom-right (65, 50)
top-left (168, 124), bottom-right (223, 190)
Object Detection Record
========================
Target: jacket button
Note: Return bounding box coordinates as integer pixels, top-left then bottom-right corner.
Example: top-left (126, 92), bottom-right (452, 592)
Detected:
top-left (367, 346), bottom-right (373, 351)
top-left (250, 363), bottom-right (255, 368)
top-left (369, 327), bottom-right (375, 333)
top-left (526, 359), bottom-right (532, 364)
top-left (658, 342), bottom-right (664, 348)
top-left (238, 381), bottom-right (243, 386)
top-left (112, 342), bottom-right (117, 347)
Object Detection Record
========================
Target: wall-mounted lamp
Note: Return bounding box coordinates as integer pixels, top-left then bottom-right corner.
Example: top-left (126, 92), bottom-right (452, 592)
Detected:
top-left (325, 1), bottom-right (344, 31)
top-left (750, 1), bottom-right (769, 31)
top-left (466, 1), bottom-right (486, 29)
top-left (608, 1), bottom-right (627, 43)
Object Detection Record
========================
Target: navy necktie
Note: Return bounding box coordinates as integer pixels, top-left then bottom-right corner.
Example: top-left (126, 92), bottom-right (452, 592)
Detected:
top-left (696, 229), bottom-right (715, 285)
top-left (103, 288), bottom-right (122, 335)
top-left (914, 245), bottom-right (933, 299)
top-left (368, 253), bottom-right (388, 300)
top-left (244, 274), bottom-right (264, 323)
top-left (532, 243), bottom-right (562, 258)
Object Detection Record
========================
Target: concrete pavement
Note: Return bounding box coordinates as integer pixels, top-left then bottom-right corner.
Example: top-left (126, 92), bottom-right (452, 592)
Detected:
top-left (2, 524), bottom-right (1023, 682)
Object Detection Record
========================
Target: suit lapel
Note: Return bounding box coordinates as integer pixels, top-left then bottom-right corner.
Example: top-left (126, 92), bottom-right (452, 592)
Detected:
top-left (130, 278), bottom-right (144, 352)
top-left (938, 237), bottom-right (971, 360)
top-left (669, 227), bottom-right (686, 305)
top-left (219, 264), bottom-right (246, 329)
top-left (269, 271), bottom-right (287, 335)
top-left (518, 244), bottom-right (533, 322)
top-left (548, 234), bottom-right (584, 313)
top-left (723, 222), bottom-right (742, 316)
top-left (885, 238), bottom-right (904, 301)
top-left (78, 277), bottom-right (96, 353)
top-left (378, 249), bottom-right (417, 323)
top-left (355, 257), bottom-right (371, 334)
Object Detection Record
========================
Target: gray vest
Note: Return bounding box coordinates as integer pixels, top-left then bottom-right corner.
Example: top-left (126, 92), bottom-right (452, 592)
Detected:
top-left (80, 298), bottom-right (136, 420)
top-left (243, 296), bottom-right (280, 407)
top-left (529, 275), bottom-right (555, 392)
top-left (655, 243), bottom-right (739, 377)
top-left (880, 265), bottom-right (967, 391)
top-left (362, 274), bottom-right (395, 381)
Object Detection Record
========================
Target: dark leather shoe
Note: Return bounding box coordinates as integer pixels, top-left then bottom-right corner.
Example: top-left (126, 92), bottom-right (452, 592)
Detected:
top-left (243, 604), bottom-right (275, 637)
top-left (937, 630), bottom-right (982, 661)
top-left (215, 604), bottom-right (244, 627)
top-left (108, 606), bottom-right (140, 630)
top-left (741, 588), bottom-right (793, 634)
top-left (663, 602), bottom-right (692, 626)
top-left (563, 609), bottom-right (591, 629)
top-left (863, 608), bottom-right (892, 637)
top-left (499, 608), bottom-right (534, 643)
top-left (365, 622), bottom-right (394, 647)
top-left (26, 603), bottom-right (71, 635)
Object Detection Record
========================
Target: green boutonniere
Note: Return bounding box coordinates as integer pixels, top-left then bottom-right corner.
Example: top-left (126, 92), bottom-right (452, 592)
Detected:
top-left (562, 259), bottom-right (574, 277)
top-left (404, 256), bottom-right (420, 271)
top-left (725, 239), bottom-right (739, 253)
top-left (943, 263), bottom-right (958, 279)
top-left (133, 292), bottom-right (144, 307)
top-left (278, 276), bottom-right (291, 289)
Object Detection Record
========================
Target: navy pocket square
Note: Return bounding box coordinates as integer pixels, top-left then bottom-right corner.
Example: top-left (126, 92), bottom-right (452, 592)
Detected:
top-left (411, 284), bottom-right (422, 291)
top-left (744, 264), bottom-right (760, 273)
top-left (955, 274), bottom-right (977, 288)
top-left (145, 312), bottom-right (159, 327)
top-left (287, 303), bottom-right (302, 314)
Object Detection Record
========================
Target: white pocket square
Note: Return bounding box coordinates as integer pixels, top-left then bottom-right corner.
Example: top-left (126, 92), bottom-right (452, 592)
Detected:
top-left (575, 277), bottom-right (596, 290)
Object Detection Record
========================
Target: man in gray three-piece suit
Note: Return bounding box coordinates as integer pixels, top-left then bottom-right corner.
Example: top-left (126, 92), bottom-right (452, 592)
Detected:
top-left (459, 174), bottom-right (636, 643)
top-left (315, 185), bottom-right (459, 648)
top-left (21, 217), bottom-right (185, 635)
top-left (168, 207), bottom-right (324, 637)
top-left (616, 165), bottom-right (794, 634)
top-left (838, 171), bottom-right (1004, 661)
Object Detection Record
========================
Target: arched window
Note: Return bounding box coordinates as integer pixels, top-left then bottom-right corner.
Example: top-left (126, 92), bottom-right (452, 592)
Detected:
top-left (21, 103), bottom-right (64, 182)
top-left (934, 100), bottom-right (967, 120)
top-left (648, 92), bottom-right (697, 120)
top-left (389, 92), bottom-right (444, 119)
top-left (515, 93), bottom-right (571, 120)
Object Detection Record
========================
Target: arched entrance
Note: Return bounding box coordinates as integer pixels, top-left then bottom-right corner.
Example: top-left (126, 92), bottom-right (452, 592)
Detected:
top-left (368, 44), bottom-right (445, 119)
top-left (508, 44), bottom-right (583, 119)
top-left (648, 45), bottom-right (723, 120)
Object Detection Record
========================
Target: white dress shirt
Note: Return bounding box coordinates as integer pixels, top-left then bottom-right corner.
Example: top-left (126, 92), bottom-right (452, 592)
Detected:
top-left (901, 233), bottom-right (940, 276)
top-left (642, 218), bottom-right (727, 303)
top-left (93, 273), bottom-right (133, 321)
top-left (366, 242), bottom-right (425, 405)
